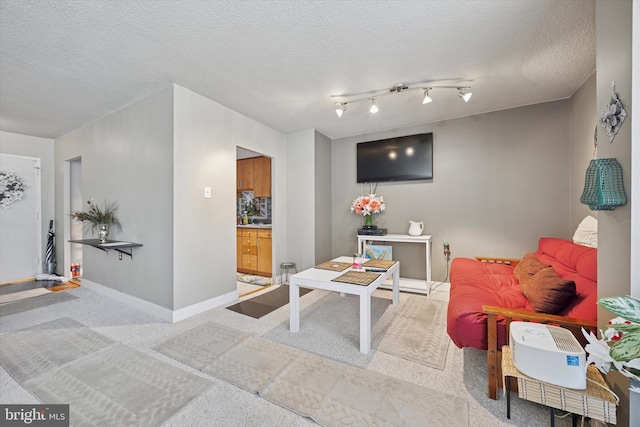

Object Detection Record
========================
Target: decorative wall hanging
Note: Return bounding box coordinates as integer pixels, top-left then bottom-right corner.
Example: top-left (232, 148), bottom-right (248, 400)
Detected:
top-left (0, 170), bottom-right (26, 209)
top-left (580, 126), bottom-right (627, 210)
top-left (600, 81), bottom-right (627, 143)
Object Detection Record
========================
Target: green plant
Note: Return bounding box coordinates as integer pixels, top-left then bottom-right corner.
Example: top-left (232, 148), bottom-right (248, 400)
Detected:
top-left (583, 295), bottom-right (640, 392)
top-left (71, 199), bottom-right (122, 235)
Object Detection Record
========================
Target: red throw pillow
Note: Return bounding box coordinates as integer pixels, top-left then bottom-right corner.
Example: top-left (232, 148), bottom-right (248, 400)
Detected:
top-left (513, 253), bottom-right (547, 285)
top-left (521, 267), bottom-right (576, 314)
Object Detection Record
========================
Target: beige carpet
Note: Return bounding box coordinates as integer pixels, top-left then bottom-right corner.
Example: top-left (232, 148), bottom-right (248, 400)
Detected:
top-left (155, 321), bottom-right (469, 426)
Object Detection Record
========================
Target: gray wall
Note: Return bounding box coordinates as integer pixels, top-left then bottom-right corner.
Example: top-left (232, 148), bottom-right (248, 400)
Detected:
top-left (569, 72), bottom-right (597, 230)
top-left (55, 86), bottom-right (175, 308)
top-left (596, 1), bottom-right (633, 425)
top-left (286, 129), bottom-right (316, 271)
top-left (314, 130), bottom-right (332, 264)
top-left (0, 131), bottom-right (55, 270)
top-left (332, 100), bottom-right (577, 281)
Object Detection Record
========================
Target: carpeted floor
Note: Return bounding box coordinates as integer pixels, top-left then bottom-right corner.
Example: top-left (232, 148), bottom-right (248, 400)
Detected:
top-left (0, 283), bottom-right (577, 426)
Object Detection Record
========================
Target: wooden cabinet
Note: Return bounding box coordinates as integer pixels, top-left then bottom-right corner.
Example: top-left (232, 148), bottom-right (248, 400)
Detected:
top-left (237, 227), bottom-right (271, 276)
top-left (236, 229), bottom-right (243, 270)
top-left (256, 229), bottom-right (272, 274)
top-left (252, 156), bottom-right (271, 197)
top-left (236, 156), bottom-right (271, 197)
top-left (237, 158), bottom-right (254, 191)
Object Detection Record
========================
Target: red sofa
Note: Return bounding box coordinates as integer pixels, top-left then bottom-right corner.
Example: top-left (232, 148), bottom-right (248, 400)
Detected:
top-left (447, 237), bottom-right (598, 399)
top-left (447, 237), bottom-right (597, 351)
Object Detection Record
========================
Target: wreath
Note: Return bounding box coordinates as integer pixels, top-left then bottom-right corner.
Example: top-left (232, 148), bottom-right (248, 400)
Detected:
top-left (0, 171), bottom-right (26, 209)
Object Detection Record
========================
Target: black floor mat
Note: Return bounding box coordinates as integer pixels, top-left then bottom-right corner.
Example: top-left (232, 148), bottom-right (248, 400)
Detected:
top-left (226, 285), bottom-right (313, 319)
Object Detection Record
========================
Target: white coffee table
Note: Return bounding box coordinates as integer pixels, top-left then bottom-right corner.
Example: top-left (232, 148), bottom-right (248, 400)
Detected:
top-left (289, 256), bottom-right (400, 354)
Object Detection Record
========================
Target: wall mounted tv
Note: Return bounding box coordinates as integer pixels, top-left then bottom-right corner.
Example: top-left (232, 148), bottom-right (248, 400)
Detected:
top-left (356, 132), bottom-right (433, 183)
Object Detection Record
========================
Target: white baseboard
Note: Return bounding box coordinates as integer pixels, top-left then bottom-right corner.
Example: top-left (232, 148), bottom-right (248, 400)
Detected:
top-left (80, 279), bottom-right (237, 323)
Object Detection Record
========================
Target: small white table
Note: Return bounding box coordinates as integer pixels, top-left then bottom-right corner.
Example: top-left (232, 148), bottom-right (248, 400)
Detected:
top-left (289, 256), bottom-right (400, 354)
top-left (357, 233), bottom-right (432, 295)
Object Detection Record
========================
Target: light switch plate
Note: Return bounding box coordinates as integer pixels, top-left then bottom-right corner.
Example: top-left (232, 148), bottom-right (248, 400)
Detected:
top-left (204, 186), bottom-right (211, 198)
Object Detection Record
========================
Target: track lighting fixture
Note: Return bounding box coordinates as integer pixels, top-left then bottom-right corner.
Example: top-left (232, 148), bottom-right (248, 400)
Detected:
top-left (369, 98), bottom-right (378, 113)
top-left (422, 89), bottom-right (432, 104)
top-left (457, 87), bottom-right (472, 102)
top-left (332, 83), bottom-right (471, 117)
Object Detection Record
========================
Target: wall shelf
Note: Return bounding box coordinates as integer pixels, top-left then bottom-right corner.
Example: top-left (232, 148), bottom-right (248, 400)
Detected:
top-left (69, 239), bottom-right (143, 260)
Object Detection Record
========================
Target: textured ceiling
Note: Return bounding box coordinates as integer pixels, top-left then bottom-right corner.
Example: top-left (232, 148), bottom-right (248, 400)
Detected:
top-left (0, 0), bottom-right (595, 140)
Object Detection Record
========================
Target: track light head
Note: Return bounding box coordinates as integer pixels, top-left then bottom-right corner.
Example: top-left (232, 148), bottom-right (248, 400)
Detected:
top-left (369, 98), bottom-right (379, 113)
top-left (335, 103), bottom-right (346, 117)
top-left (422, 88), bottom-right (433, 104)
top-left (457, 88), bottom-right (472, 102)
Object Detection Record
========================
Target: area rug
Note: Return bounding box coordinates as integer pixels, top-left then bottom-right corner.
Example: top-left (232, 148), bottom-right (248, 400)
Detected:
top-left (375, 296), bottom-right (451, 370)
top-left (0, 317), bottom-right (212, 426)
top-left (236, 272), bottom-right (272, 286)
top-left (153, 322), bottom-right (251, 370)
top-left (0, 287), bottom-right (51, 303)
top-left (226, 285), bottom-right (312, 319)
top-left (155, 321), bottom-right (469, 426)
top-left (0, 292), bottom-right (78, 318)
top-left (260, 350), bottom-right (469, 426)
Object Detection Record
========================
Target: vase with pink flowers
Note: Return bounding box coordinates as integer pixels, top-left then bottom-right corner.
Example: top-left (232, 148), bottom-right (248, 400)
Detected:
top-left (350, 193), bottom-right (386, 228)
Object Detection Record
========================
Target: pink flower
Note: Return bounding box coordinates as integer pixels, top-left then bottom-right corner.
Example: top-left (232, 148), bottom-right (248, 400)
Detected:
top-left (350, 194), bottom-right (386, 217)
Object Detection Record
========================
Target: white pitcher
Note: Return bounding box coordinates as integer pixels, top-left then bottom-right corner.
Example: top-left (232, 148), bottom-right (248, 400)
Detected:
top-left (408, 221), bottom-right (424, 236)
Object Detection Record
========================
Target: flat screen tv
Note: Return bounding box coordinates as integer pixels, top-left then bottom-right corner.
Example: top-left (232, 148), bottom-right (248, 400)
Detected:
top-left (356, 132), bottom-right (433, 183)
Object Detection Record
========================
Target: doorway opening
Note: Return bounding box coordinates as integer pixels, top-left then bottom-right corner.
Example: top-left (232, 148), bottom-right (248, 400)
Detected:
top-left (64, 157), bottom-right (83, 280)
top-left (236, 146), bottom-right (273, 297)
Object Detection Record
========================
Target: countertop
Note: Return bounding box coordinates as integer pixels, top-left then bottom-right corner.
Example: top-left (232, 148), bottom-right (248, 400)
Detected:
top-left (237, 224), bottom-right (272, 229)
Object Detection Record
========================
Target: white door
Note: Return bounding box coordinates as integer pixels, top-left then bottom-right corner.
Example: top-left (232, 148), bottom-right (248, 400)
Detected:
top-left (0, 154), bottom-right (41, 283)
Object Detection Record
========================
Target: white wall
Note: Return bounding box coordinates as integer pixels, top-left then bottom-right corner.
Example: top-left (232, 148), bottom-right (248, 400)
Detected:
top-left (173, 85), bottom-right (287, 309)
top-left (0, 131), bottom-right (55, 272)
top-left (332, 100), bottom-right (575, 281)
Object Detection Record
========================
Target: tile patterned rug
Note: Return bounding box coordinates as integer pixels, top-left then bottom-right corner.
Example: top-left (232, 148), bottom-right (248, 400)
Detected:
top-left (0, 317), bottom-right (211, 426)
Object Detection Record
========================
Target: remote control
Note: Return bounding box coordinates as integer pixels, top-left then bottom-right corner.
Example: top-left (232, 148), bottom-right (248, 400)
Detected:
top-left (364, 268), bottom-right (387, 272)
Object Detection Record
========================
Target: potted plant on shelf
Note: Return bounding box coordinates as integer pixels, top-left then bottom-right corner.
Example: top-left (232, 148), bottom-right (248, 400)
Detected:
top-left (71, 199), bottom-right (122, 243)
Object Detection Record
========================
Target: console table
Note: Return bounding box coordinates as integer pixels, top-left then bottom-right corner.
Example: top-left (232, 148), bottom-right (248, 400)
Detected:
top-left (357, 233), bottom-right (432, 295)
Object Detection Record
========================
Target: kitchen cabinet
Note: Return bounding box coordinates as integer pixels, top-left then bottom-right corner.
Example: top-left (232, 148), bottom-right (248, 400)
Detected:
top-left (236, 156), bottom-right (271, 197)
top-left (256, 229), bottom-right (272, 274)
top-left (237, 227), bottom-right (271, 276)
top-left (237, 158), bottom-right (254, 191)
top-left (236, 229), bottom-right (243, 270)
top-left (252, 156), bottom-right (271, 197)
